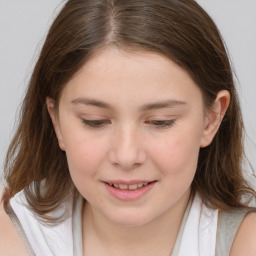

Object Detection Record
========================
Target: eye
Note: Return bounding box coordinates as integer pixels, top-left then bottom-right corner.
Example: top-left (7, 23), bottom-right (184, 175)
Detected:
top-left (145, 120), bottom-right (176, 129)
top-left (82, 119), bottom-right (111, 128)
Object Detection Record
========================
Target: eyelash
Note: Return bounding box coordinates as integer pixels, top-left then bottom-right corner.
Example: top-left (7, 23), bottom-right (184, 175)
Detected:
top-left (82, 119), bottom-right (111, 128)
top-left (145, 120), bottom-right (176, 129)
top-left (82, 119), bottom-right (176, 129)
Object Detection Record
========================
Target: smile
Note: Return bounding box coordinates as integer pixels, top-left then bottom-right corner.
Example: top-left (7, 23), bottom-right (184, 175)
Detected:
top-left (103, 181), bottom-right (157, 201)
top-left (107, 182), bottom-right (150, 190)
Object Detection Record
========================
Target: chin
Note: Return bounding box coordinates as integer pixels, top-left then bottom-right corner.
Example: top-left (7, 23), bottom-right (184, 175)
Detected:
top-left (103, 208), bottom-right (155, 227)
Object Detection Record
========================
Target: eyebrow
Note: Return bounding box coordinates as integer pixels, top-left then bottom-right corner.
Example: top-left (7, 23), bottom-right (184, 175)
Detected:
top-left (71, 98), bottom-right (112, 109)
top-left (71, 98), bottom-right (187, 111)
top-left (139, 99), bottom-right (187, 111)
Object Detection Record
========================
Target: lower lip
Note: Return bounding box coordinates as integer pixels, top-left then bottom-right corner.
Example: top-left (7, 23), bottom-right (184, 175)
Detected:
top-left (104, 182), bottom-right (156, 201)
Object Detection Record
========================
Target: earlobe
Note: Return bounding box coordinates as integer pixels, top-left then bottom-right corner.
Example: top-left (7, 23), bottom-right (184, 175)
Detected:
top-left (200, 90), bottom-right (230, 148)
top-left (46, 97), bottom-right (65, 151)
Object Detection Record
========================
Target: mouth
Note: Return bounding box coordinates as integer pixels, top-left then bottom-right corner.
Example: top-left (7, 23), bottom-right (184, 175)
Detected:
top-left (103, 180), bottom-right (157, 201)
top-left (105, 181), bottom-right (155, 190)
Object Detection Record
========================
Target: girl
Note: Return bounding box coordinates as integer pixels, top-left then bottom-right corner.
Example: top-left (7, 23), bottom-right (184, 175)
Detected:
top-left (1, 0), bottom-right (256, 255)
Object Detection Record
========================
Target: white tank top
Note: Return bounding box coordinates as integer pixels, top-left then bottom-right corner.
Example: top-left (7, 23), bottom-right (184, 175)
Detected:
top-left (5, 189), bottom-right (246, 256)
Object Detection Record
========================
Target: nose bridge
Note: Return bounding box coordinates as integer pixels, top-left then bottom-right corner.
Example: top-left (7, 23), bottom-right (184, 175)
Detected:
top-left (109, 123), bottom-right (146, 169)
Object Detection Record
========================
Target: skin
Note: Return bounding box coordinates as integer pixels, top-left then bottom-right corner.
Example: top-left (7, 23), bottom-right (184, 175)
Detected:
top-left (47, 48), bottom-right (228, 255)
top-left (0, 202), bottom-right (28, 256)
top-left (1, 199), bottom-right (256, 256)
top-left (1, 48), bottom-right (256, 255)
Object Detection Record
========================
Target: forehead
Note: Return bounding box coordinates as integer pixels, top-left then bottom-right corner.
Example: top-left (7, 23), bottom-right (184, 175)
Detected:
top-left (60, 48), bottom-right (203, 108)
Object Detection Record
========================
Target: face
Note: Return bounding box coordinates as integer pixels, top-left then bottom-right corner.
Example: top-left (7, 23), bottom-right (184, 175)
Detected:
top-left (48, 49), bottom-right (218, 226)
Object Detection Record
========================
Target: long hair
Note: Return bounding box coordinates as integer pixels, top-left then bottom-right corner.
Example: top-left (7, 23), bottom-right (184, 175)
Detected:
top-left (3, 0), bottom-right (255, 221)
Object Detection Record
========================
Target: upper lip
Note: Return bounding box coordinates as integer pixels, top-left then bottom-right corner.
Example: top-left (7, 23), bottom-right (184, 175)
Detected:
top-left (103, 180), bottom-right (156, 185)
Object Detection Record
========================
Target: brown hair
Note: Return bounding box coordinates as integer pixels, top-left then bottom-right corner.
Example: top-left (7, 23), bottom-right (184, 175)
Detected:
top-left (3, 0), bottom-right (255, 220)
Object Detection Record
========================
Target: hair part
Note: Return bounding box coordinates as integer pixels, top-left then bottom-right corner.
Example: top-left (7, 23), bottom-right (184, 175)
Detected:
top-left (3, 0), bottom-right (255, 222)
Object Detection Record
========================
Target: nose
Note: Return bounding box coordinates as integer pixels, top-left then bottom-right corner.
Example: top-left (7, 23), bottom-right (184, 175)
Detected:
top-left (108, 125), bottom-right (147, 170)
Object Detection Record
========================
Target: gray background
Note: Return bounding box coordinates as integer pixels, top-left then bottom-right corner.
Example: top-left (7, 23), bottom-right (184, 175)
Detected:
top-left (0, 1), bottom-right (255, 179)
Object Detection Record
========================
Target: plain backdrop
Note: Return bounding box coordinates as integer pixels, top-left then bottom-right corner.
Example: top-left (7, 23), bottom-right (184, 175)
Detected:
top-left (0, 1), bottom-right (255, 180)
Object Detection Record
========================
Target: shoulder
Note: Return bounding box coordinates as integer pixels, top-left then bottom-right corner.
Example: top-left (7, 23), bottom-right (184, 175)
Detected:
top-left (0, 198), bottom-right (28, 255)
top-left (230, 211), bottom-right (256, 256)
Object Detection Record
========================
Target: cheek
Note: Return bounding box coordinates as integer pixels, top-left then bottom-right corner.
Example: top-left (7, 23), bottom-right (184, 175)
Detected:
top-left (64, 137), bottom-right (108, 200)
top-left (63, 132), bottom-right (107, 180)
top-left (148, 133), bottom-right (200, 206)
top-left (149, 127), bottom-right (202, 179)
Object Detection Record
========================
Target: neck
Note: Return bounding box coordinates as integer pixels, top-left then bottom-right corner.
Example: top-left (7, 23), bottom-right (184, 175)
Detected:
top-left (82, 190), bottom-right (191, 256)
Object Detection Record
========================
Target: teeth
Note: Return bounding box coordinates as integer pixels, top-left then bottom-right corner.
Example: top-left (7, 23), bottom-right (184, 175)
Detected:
top-left (110, 182), bottom-right (149, 190)
top-left (119, 184), bottom-right (128, 190)
top-left (128, 184), bottom-right (138, 190)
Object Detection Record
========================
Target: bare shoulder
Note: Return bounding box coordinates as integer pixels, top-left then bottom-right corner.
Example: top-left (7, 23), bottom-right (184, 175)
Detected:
top-left (0, 200), bottom-right (28, 256)
top-left (230, 211), bottom-right (256, 256)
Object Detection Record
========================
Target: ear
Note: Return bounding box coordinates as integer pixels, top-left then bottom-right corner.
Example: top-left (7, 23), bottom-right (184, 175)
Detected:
top-left (46, 97), bottom-right (65, 151)
top-left (200, 90), bottom-right (230, 148)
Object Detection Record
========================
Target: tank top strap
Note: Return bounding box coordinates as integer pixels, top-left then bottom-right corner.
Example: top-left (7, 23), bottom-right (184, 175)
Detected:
top-left (215, 209), bottom-right (248, 255)
top-left (72, 194), bottom-right (84, 256)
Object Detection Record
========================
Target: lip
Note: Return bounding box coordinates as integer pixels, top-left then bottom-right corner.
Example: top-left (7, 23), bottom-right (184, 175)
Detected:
top-left (103, 180), bottom-right (157, 201)
top-left (104, 179), bottom-right (154, 185)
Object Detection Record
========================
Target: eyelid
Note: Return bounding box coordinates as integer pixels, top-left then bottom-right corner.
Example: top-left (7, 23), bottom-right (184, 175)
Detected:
top-left (80, 114), bottom-right (109, 119)
top-left (145, 119), bottom-right (176, 129)
top-left (82, 119), bottom-right (111, 128)
top-left (80, 114), bottom-right (177, 129)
